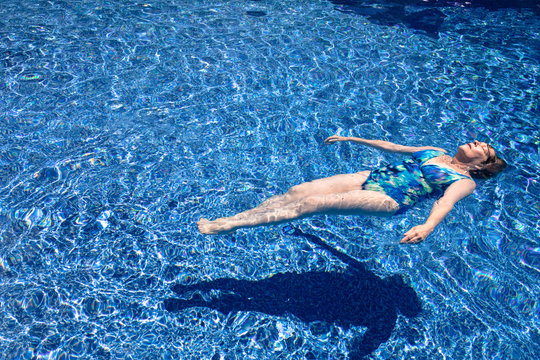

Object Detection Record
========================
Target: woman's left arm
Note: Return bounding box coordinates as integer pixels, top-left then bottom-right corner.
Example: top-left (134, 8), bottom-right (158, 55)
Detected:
top-left (400, 179), bottom-right (476, 244)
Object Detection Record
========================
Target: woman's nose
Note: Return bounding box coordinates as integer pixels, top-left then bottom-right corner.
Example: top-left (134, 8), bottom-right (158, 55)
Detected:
top-left (473, 140), bottom-right (479, 146)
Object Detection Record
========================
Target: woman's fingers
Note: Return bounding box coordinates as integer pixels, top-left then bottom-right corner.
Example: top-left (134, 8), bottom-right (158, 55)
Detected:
top-left (400, 235), bottom-right (423, 244)
top-left (401, 235), bottom-right (423, 244)
top-left (400, 233), bottom-right (417, 243)
top-left (400, 225), bottom-right (429, 244)
top-left (324, 135), bottom-right (340, 144)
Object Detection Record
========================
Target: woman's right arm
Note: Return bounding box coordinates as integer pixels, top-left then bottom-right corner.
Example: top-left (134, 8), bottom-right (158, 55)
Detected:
top-left (324, 135), bottom-right (446, 154)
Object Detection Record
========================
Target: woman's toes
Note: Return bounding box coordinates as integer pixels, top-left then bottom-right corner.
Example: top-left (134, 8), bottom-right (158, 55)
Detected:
top-left (197, 218), bottom-right (215, 234)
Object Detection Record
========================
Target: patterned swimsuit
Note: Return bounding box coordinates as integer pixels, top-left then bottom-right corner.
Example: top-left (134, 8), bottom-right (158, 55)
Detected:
top-left (362, 150), bottom-right (472, 213)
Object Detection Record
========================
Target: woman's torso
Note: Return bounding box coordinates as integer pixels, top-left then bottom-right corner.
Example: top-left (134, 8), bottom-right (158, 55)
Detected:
top-left (362, 150), bottom-right (472, 211)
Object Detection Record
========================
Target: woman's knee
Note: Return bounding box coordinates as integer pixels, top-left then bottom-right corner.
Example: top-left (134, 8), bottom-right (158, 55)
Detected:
top-left (297, 196), bottom-right (326, 214)
top-left (287, 183), bottom-right (308, 197)
top-left (378, 198), bottom-right (400, 214)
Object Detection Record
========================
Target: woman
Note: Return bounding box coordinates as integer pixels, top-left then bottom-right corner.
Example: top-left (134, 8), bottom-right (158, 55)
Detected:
top-left (197, 135), bottom-right (507, 243)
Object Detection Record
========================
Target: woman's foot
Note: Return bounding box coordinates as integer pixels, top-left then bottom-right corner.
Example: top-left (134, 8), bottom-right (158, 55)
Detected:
top-left (197, 218), bottom-right (234, 234)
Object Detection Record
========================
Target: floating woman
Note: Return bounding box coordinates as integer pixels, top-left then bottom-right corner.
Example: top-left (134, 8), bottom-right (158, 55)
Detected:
top-left (197, 135), bottom-right (506, 243)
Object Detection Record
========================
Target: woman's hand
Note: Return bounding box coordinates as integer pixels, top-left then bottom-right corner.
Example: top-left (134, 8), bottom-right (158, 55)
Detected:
top-left (324, 135), bottom-right (348, 144)
top-left (400, 224), bottom-right (434, 244)
top-left (401, 180), bottom-right (475, 244)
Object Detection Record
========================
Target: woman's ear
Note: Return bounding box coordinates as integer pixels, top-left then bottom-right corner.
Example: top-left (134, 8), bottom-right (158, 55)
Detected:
top-left (470, 163), bottom-right (482, 170)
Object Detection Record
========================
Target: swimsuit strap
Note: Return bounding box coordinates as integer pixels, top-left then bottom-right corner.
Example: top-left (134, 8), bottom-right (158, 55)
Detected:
top-left (422, 164), bottom-right (472, 183)
top-left (413, 150), bottom-right (472, 182)
top-left (412, 149), bottom-right (447, 165)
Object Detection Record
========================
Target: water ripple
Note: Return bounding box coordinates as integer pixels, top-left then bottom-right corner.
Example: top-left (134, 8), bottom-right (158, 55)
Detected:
top-left (1, 0), bottom-right (539, 359)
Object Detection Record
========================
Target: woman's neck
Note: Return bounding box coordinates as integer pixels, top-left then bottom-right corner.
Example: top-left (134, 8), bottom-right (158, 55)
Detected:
top-left (450, 156), bottom-right (473, 172)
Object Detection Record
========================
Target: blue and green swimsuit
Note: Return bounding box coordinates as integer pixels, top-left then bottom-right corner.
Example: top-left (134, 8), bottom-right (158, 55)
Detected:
top-left (362, 150), bottom-right (472, 213)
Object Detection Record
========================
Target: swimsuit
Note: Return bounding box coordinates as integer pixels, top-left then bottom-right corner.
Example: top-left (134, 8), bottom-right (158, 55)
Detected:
top-left (362, 150), bottom-right (472, 213)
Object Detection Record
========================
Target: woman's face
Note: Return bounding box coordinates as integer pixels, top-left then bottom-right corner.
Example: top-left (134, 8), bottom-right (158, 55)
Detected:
top-left (456, 141), bottom-right (496, 164)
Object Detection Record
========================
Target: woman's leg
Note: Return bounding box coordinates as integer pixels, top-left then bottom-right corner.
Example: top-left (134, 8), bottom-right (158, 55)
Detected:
top-left (197, 172), bottom-right (370, 233)
top-left (262, 171), bottom-right (370, 207)
top-left (223, 171), bottom-right (370, 218)
top-left (197, 189), bottom-right (399, 234)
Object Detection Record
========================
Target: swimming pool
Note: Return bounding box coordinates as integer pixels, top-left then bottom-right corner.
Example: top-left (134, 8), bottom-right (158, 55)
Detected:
top-left (0, 0), bottom-right (538, 358)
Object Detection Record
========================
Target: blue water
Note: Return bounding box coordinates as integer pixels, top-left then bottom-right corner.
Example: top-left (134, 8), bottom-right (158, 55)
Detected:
top-left (1, 0), bottom-right (539, 359)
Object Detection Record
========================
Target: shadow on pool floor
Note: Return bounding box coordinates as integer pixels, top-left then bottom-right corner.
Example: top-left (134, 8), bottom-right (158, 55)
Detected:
top-left (329, 0), bottom-right (539, 37)
top-left (165, 227), bottom-right (422, 358)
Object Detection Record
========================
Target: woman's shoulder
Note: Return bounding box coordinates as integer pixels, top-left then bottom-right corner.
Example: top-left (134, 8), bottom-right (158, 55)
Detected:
top-left (412, 149), bottom-right (447, 162)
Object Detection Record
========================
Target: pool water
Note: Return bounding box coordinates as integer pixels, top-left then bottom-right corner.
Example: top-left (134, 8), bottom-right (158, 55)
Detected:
top-left (0, 0), bottom-right (539, 359)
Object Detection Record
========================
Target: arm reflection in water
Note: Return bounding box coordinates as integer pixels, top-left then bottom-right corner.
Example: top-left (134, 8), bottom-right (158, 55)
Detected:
top-left (165, 226), bottom-right (422, 358)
